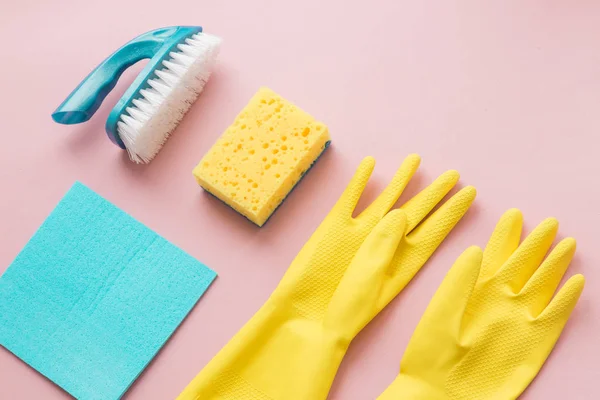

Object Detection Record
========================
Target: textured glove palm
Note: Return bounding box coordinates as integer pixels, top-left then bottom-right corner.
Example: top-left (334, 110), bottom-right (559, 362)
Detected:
top-left (379, 209), bottom-right (585, 400)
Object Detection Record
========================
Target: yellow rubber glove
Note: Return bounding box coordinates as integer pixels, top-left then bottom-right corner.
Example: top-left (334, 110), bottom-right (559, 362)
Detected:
top-left (379, 209), bottom-right (585, 400)
top-left (178, 155), bottom-right (476, 400)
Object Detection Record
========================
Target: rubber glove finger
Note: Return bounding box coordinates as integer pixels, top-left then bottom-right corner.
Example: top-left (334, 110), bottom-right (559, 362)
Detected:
top-left (399, 170), bottom-right (460, 234)
top-left (536, 274), bottom-right (585, 330)
top-left (400, 247), bottom-right (482, 361)
top-left (480, 209), bottom-right (523, 280)
top-left (335, 156), bottom-right (375, 217)
top-left (325, 209), bottom-right (406, 336)
top-left (357, 154), bottom-right (421, 221)
top-left (380, 186), bottom-right (476, 305)
top-left (496, 217), bottom-right (558, 293)
top-left (521, 238), bottom-right (576, 317)
top-left (387, 186), bottom-right (476, 278)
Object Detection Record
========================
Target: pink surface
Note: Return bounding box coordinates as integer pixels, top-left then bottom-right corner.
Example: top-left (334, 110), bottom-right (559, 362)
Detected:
top-left (0, 1), bottom-right (598, 398)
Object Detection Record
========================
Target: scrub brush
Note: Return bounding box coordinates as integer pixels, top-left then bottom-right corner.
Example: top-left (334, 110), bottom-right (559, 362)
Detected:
top-left (52, 26), bottom-right (221, 164)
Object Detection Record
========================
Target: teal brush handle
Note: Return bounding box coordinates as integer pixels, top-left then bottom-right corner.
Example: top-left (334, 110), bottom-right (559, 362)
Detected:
top-left (52, 26), bottom-right (202, 148)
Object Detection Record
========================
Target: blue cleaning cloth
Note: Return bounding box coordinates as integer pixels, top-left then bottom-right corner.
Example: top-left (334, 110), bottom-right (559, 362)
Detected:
top-left (0, 182), bottom-right (217, 400)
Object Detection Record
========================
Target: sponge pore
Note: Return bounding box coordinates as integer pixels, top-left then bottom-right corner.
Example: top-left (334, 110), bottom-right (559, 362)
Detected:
top-left (193, 87), bottom-right (330, 226)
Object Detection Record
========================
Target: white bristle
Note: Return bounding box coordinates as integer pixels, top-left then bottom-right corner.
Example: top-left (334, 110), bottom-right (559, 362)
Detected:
top-left (147, 79), bottom-right (172, 97)
top-left (170, 52), bottom-right (195, 67)
top-left (162, 60), bottom-right (187, 77)
top-left (132, 99), bottom-right (154, 114)
top-left (117, 32), bottom-right (222, 164)
top-left (154, 70), bottom-right (178, 87)
top-left (125, 107), bottom-right (148, 123)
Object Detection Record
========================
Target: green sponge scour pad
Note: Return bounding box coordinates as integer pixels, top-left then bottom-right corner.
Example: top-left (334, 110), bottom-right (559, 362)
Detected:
top-left (193, 87), bottom-right (331, 226)
top-left (0, 182), bottom-right (216, 400)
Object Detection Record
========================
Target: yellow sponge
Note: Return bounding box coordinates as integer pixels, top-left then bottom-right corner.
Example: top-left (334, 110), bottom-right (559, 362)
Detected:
top-left (193, 87), bottom-right (331, 226)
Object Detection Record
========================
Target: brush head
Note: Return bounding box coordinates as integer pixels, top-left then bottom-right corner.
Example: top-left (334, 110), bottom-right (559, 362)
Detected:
top-left (116, 32), bottom-right (221, 164)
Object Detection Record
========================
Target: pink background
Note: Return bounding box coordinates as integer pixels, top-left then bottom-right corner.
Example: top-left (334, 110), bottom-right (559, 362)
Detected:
top-left (1, 1), bottom-right (599, 398)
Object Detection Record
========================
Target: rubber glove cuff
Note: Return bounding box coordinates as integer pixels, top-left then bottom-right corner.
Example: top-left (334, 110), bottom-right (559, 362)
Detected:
top-left (378, 374), bottom-right (447, 400)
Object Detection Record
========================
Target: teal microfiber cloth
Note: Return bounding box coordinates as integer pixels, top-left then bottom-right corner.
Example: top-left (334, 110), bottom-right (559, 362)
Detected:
top-left (0, 182), bottom-right (217, 400)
